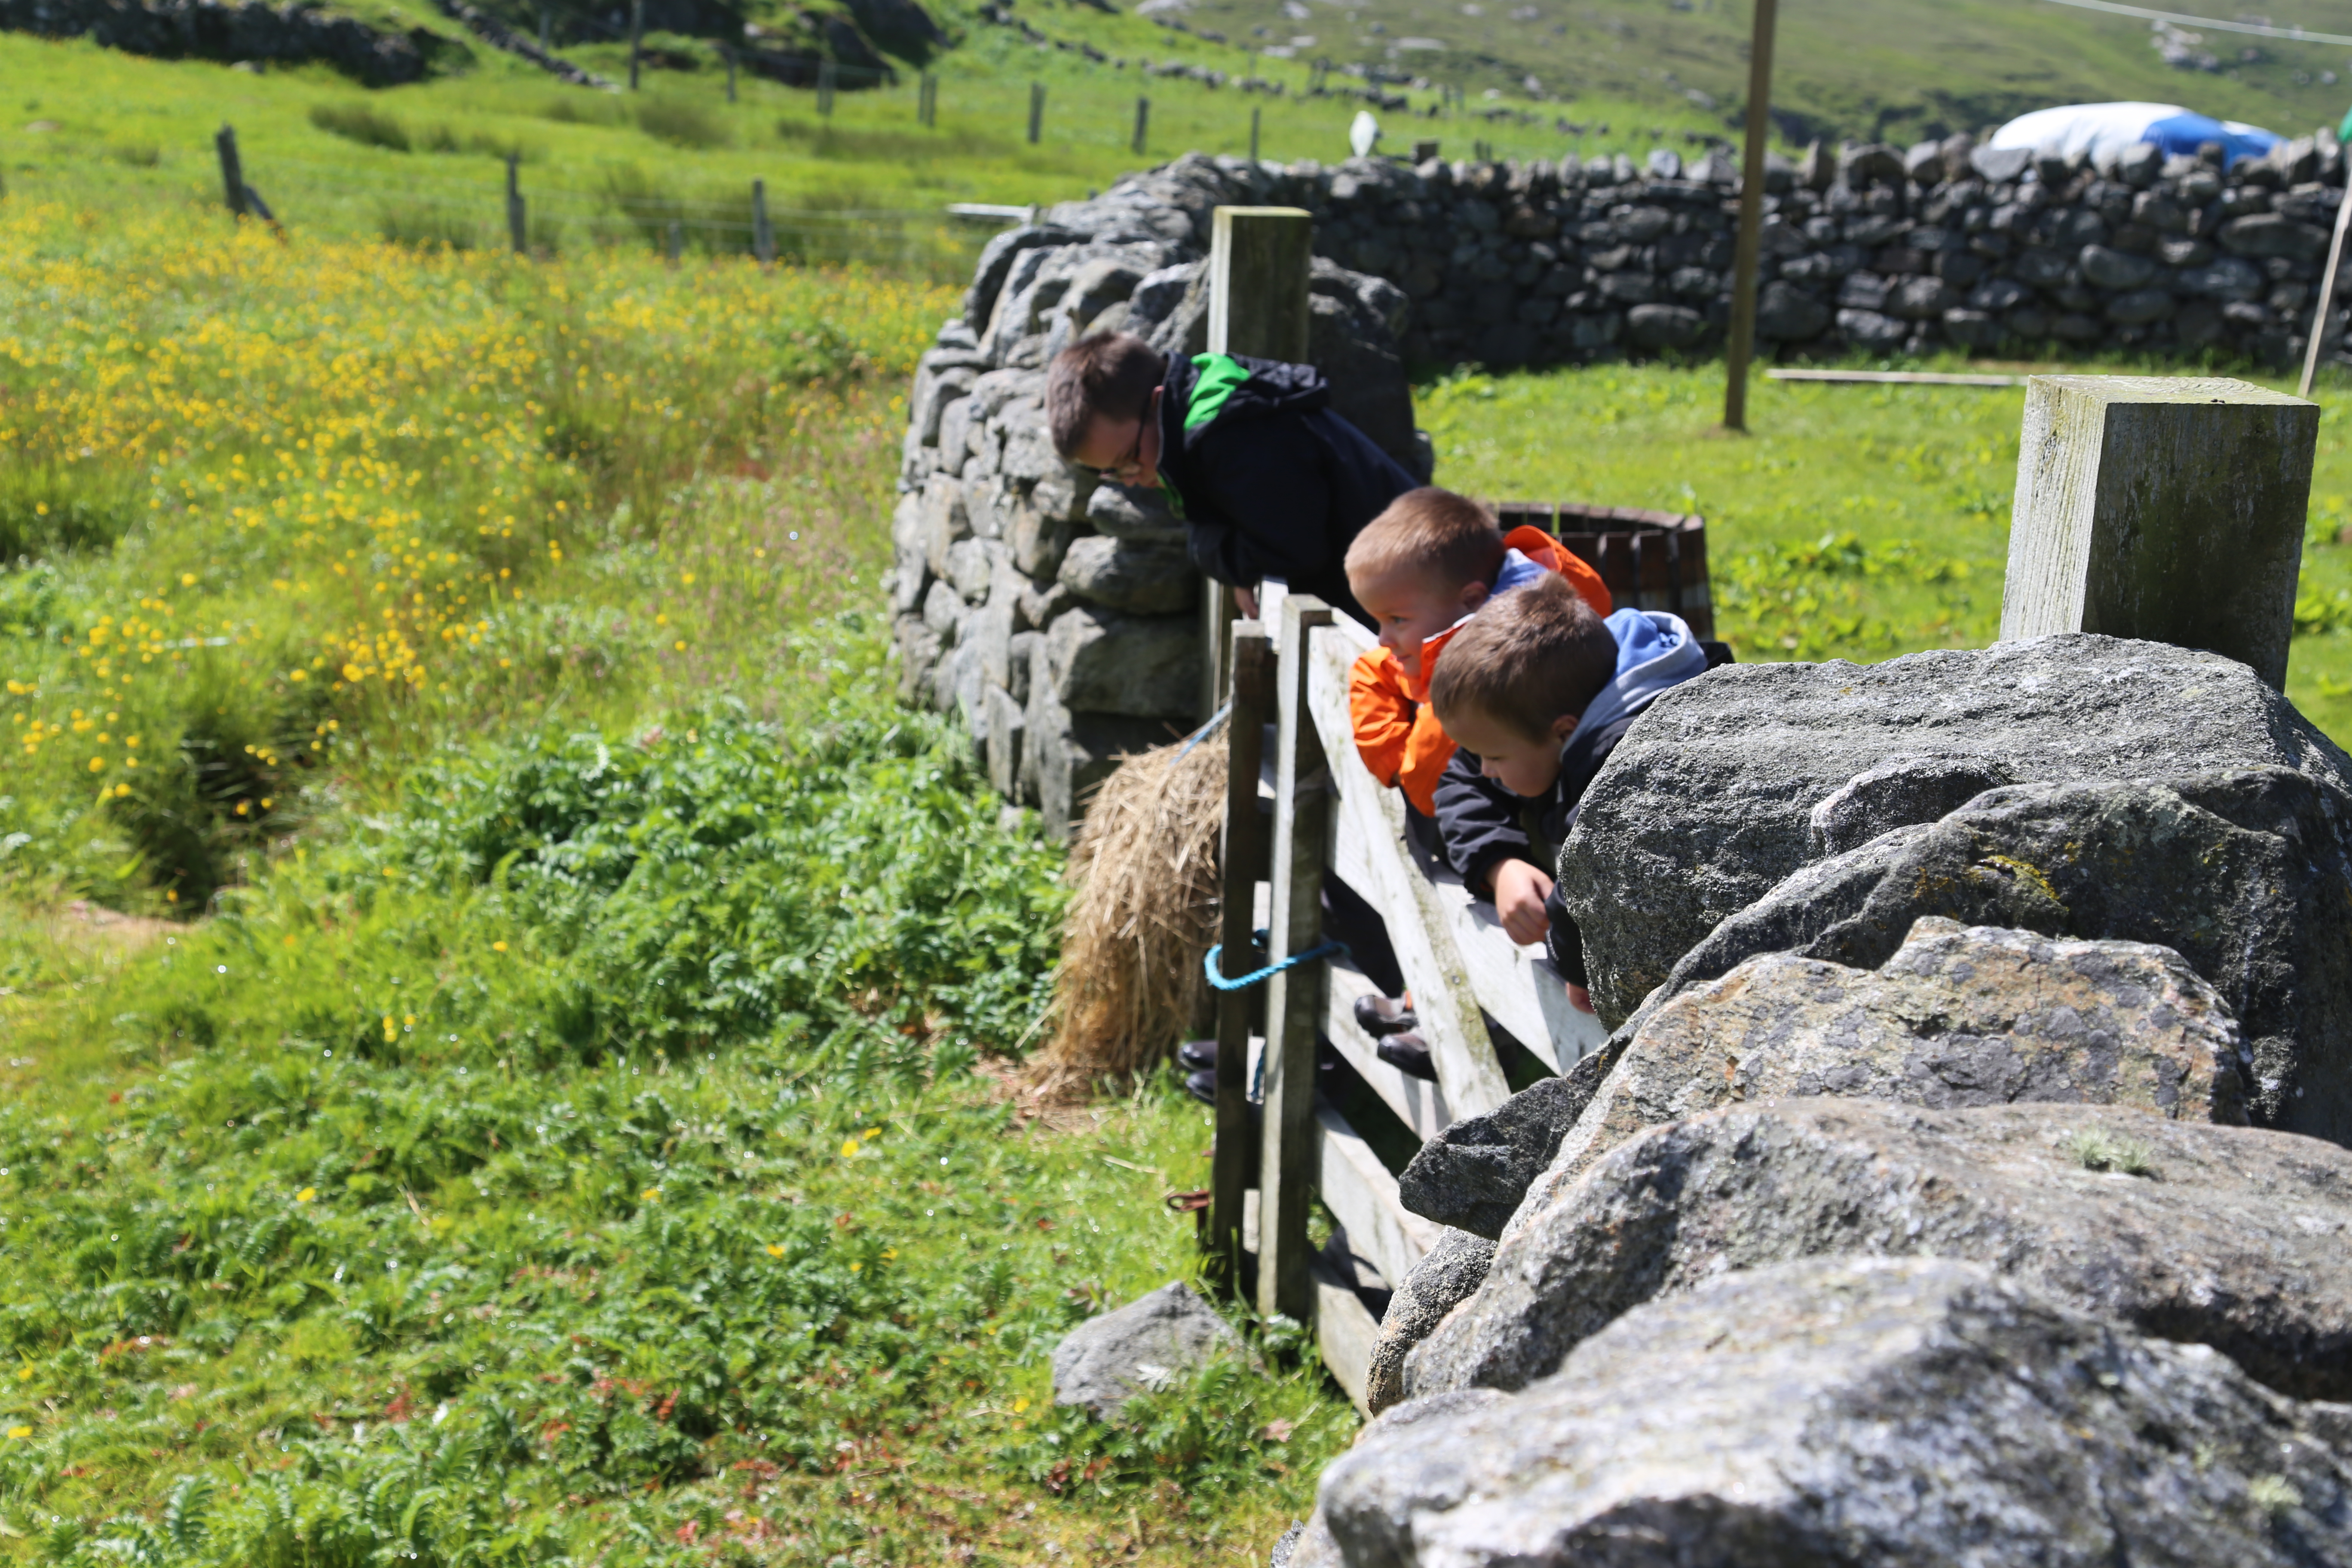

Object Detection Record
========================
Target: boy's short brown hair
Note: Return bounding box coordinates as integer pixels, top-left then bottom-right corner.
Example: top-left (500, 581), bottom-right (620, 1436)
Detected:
top-left (1429, 574), bottom-right (1619, 743)
top-left (1344, 487), bottom-right (1506, 594)
top-left (1044, 333), bottom-right (1163, 457)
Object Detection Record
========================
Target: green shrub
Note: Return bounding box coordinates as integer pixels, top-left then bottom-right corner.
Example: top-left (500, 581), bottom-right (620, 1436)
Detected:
top-left (309, 101), bottom-right (411, 152)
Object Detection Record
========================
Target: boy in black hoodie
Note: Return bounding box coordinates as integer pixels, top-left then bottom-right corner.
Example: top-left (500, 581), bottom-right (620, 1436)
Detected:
top-left (1045, 332), bottom-right (1415, 626)
top-left (1428, 574), bottom-right (1712, 1022)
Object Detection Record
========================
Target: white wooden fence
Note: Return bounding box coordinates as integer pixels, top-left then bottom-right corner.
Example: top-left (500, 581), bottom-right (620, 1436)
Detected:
top-left (1207, 598), bottom-right (1608, 1410)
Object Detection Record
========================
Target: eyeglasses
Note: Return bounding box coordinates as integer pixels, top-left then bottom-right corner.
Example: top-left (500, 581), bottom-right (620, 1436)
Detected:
top-left (1075, 398), bottom-right (1154, 477)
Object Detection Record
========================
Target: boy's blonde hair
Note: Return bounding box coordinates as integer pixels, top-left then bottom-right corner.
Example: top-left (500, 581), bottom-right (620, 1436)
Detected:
top-left (1344, 487), bottom-right (1505, 593)
top-left (1430, 574), bottom-right (1619, 743)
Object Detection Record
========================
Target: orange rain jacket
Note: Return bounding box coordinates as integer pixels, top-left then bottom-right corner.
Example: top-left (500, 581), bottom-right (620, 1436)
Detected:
top-left (1346, 526), bottom-right (1613, 816)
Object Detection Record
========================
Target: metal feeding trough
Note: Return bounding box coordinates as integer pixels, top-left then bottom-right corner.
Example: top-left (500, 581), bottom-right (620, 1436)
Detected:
top-left (1489, 502), bottom-right (1715, 642)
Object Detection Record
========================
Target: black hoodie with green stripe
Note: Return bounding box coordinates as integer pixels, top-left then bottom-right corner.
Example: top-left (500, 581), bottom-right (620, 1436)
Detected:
top-left (1155, 351), bottom-right (1415, 628)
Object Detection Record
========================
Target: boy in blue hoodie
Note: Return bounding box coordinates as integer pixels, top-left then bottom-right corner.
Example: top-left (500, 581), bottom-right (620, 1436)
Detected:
top-left (1427, 574), bottom-right (1714, 1018)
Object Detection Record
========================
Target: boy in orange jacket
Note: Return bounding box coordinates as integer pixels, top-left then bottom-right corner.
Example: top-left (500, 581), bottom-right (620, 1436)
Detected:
top-left (1343, 489), bottom-right (1612, 818)
top-left (1326, 488), bottom-right (1613, 1070)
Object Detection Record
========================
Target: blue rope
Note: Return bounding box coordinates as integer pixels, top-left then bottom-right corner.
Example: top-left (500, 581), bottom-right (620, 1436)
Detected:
top-left (1173, 702), bottom-right (1231, 761)
top-left (1203, 936), bottom-right (1348, 992)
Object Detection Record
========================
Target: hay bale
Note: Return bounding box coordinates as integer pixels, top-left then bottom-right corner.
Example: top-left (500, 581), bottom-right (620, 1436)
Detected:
top-left (1032, 732), bottom-right (1228, 1097)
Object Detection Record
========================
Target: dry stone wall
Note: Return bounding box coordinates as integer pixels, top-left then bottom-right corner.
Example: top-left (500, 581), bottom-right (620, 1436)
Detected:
top-left (894, 132), bottom-right (2352, 832)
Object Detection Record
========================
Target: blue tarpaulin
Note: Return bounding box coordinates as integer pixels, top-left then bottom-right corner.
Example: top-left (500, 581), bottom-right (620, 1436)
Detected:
top-left (1990, 101), bottom-right (2282, 169)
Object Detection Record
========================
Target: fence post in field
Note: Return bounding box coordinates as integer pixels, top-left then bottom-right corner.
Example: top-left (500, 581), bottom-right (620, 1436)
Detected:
top-left (537, 3), bottom-right (550, 49)
top-left (752, 178), bottom-right (775, 266)
top-left (1258, 594), bottom-right (1334, 1325)
top-left (1208, 623), bottom-right (1274, 1294)
top-left (1199, 204), bottom-right (1313, 716)
top-left (215, 124), bottom-right (247, 218)
top-left (724, 46), bottom-right (738, 103)
top-left (505, 154), bottom-right (527, 255)
top-left (2001, 376), bottom-right (2318, 691)
top-left (1028, 81), bottom-right (1045, 144)
top-left (919, 71), bottom-right (937, 126)
top-left (1250, 104), bottom-right (1261, 161)
top-left (819, 60), bottom-right (837, 116)
top-left (1132, 95), bottom-right (1149, 156)
top-left (628, 0), bottom-right (643, 89)
top-left (666, 219), bottom-right (682, 266)
top-left (1721, 0), bottom-right (1779, 432)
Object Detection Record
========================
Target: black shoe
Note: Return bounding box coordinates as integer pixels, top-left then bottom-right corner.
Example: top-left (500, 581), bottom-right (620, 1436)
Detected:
top-left (1352, 993), bottom-right (1418, 1038)
top-left (1377, 1031), bottom-right (1439, 1082)
top-left (1184, 1068), bottom-right (1218, 1105)
top-left (1178, 1038), bottom-right (1217, 1072)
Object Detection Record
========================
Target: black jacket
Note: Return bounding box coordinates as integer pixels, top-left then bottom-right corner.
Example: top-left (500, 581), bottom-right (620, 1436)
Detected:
top-left (1155, 352), bottom-right (1415, 629)
top-left (1432, 614), bottom-right (1729, 986)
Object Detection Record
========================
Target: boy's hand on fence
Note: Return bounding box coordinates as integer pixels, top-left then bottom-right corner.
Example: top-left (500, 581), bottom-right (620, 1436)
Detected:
top-left (1491, 859), bottom-right (1553, 947)
top-left (1566, 982), bottom-right (1594, 1014)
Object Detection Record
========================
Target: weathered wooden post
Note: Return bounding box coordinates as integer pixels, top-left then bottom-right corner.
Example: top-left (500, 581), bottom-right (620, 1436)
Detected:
top-left (1250, 104), bottom-right (1261, 161)
top-left (538, 3), bottom-right (550, 48)
top-left (1028, 81), bottom-right (1045, 144)
top-left (2001, 376), bottom-right (2318, 689)
top-left (1258, 594), bottom-right (1333, 1325)
top-left (919, 71), bottom-right (937, 127)
top-left (818, 59), bottom-right (837, 117)
top-left (628, 0), bottom-right (643, 89)
top-left (1208, 624), bottom-right (1273, 1292)
top-left (2300, 177), bottom-right (2352, 398)
top-left (215, 124), bottom-right (247, 218)
top-left (1133, 95), bottom-right (1149, 156)
top-left (665, 218), bottom-right (681, 265)
top-left (1721, 0), bottom-right (1779, 432)
top-left (505, 153), bottom-right (527, 254)
top-left (1199, 205), bottom-right (1314, 715)
top-left (724, 45), bottom-right (737, 104)
top-left (752, 178), bottom-right (775, 266)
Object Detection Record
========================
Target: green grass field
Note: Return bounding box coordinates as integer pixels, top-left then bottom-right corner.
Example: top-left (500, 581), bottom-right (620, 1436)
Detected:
top-left (13, 12), bottom-right (2352, 1563)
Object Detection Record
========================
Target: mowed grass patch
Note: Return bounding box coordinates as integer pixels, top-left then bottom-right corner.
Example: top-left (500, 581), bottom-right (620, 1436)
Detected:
top-left (1423, 362), bottom-right (2352, 748)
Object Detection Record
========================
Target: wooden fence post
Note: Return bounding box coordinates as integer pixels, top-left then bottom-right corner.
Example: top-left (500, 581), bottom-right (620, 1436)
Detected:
top-left (818, 60), bottom-right (837, 116)
top-left (2300, 178), bottom-right (2352, 398)
top-left (1208, 623), bottom-right (1274, 1293)
top-left (724, 46), bottom-right (737, 103)
top-left (628, 0), bottom-right (643, 89)
top-left (215, 124), bottom-right (247, 218)
top-left (505, 153), bottom-right (527, 255)
top-left (919, 71), bottom-right (937, 127)
top-left (1249, 104), bottom-right (1261, 162)
top-left (752, 178), bottom-right (775, 266)
top-left (665, 218), bottom-right (681, 265)
top-left (2001, 376), bottom-right (2318, 690)
top-left (1133, 95), bottom-right (1149, 156)
top-left (1200, 204), bottom-right (1314, 718)
top-left (1028, 81), bottom-right (1045, 144)
top-left (1721, 0), bottom-right (1778, 433)
top-left (1258, 594), bottom-right (1334, 1326)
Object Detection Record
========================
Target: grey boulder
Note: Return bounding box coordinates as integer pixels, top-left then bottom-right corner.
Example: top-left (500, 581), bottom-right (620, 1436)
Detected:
top-left (1363, 1228), bottom-right (1497, 1415)
top-left (1627, 768), bottom-right (2352, 1142)
top-left (1050, 1280), bottom-right (1240, 1418)
top-left (1056, 535), bottom-right (1199, 616)
top-left (1332, 1256), bottom-right (2352, 1568)
top-left (1396, 1053), bottom-right (1611, 1240)
top-left (1559, 634), bottom-right (2352, 1026)
top-left (1540, 917), bottom-right (2248, 1201)
top-left (1041, 605), bottom-right (1201, 719)
top-left (1406, 1099), bottom-right (2352, 1404)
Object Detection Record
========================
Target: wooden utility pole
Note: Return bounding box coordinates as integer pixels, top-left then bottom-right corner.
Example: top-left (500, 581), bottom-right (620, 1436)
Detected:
top-left (2001, 376), bottom-right (2317, 689)
top-left (1200, 205), bottom-right (1313, 715)
top-left (1722, 0), bottom-right (1779, 432)
top-left (627, 0), bottom-right (643, 89)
